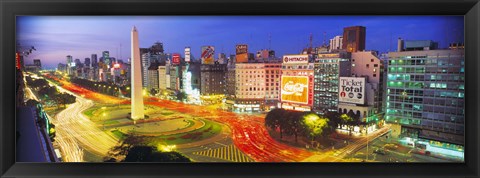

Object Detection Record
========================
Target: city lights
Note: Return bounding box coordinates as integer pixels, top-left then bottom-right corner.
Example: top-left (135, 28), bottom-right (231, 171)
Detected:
top-left (15, 16), bottom-right (465, 163)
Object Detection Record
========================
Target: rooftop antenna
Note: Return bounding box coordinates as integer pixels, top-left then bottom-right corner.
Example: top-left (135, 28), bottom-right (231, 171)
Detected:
top-left (268, 33), bottom-right (271, 50)
top-left (389, 31), bottom-right (392, 52)
top-left (323, 31), bottom-right (326, 46)
top-left (309, 33), bottom-right (313, 49)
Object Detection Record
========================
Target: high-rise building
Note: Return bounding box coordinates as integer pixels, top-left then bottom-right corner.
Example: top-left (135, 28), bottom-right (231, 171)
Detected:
top-left (147, 62), bottom-right (160, 91)
top-left (329, 35), bottom-right (343, 52)
top-left (66, 55), bottom-right (74, 75)
top-left (158, 65), bottom-right (168, 91)
top-left (33, 59), bottom-right (42, 70)
top-left (84, 58), bottom-right (91, 68)
top-left (91, 54), bottom-right (98, 67)
top-left (200, 63), bottom-right (227, 103)
top-left (130, 26), bottom-right (145, 120)
top-left (349, 51), bottom-right (385, 113)
top-left (141, 52), bottom-right (161, 88)
top-left (102, 51), bottom-right (110, 66)
top-left (280, 55), bottom-right (314, 112)
top-left (313, 52), bottom-right (351, 115)
top-left (386, 41), bottom-right (464, 149)
top-left (264, 61), bottom-right (282, 109)
top-left (342, 26), bottom-right (366, 53)
top-left (234, 62), bottom-right (266, 112)
top-left (225, 57), bottom-right (236, 110)
top-left (337, 51), bottom-right (385, 134)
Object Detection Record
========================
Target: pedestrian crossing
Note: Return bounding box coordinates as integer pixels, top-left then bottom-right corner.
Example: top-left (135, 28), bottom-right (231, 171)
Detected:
top-left (193, 144), bottom-right (254, 162)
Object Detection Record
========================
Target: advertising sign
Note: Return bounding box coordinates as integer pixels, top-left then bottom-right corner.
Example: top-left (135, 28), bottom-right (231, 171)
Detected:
top-left (16, 52), bottom-right (21, 69)
top-left (339, 77), bottom-right (365, 104)
top-left (235, 44), bottom-right (248, 63)
top-left (281, 76), bottom-right (309, 104)
top-left (283, 55), bottom-right (309, 64)
top-left (172, 53), bottom-right (181, 64)
top-left (201, 46), bottom-right (215, 64)
top-left (185, 47), bottom-right (191, 62)
top-left (236, 44), bottom-right (248, 54)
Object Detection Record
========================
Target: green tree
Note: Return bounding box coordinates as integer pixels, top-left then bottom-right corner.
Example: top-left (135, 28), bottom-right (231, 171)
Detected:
top-left (176, 91), bottom-right (187, 101)
top-left (302, 113), bottom-right (329, 143)
top-left (283, 111), bottom-right (304, 143)
top-left (340, 113), bottom-right (357, 136)
top-left (121, 146), bottom-right (191, 162)
top-left (325, 111), bottom-right (341, 132)
top-left (265, 108), bottom-right (288, 139)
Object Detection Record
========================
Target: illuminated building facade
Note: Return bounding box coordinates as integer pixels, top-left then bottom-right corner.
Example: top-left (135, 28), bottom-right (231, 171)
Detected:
top-left (200, 63), bottom-right (227, 104)
top-left (335, 51), bottom-right (386, 134)
top-left (313, 52), bottom-right (351, 115)
top-left (386, 41), bottom-right (465, 150)
top-left (280, 55), bottom-right (314, 112)
top-left (234, 62), bottom-right (266, 112)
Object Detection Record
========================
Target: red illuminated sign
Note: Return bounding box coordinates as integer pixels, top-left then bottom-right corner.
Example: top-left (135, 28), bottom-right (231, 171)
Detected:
top-left (172, 53), bottom-right (181, 64)
top-left (16, 52), bottom-right (21, 69)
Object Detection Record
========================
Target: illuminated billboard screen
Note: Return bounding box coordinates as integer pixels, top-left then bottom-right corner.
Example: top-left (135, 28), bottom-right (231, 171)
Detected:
top-left (172, 53), bottom-right (181, 64)
top-left (185, 47), bottom-right (191, 62)
top-left (235, 44), bottom-right (248, 63)
top-left (283, 54), bottom-right (309, 64)
top-left (281, 76), bottom-right (309, 104)
top-left (339, 77), bottom-right (365, 104)
top-left (201, 46), bottom-right (214, 64)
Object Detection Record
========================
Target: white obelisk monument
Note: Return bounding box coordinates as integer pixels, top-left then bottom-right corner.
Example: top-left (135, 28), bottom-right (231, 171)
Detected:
top-left (131, 26), bottom-right (144, 120)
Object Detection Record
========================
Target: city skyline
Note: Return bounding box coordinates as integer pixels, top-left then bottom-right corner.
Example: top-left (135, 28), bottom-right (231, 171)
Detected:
top-left (17, 16), bottom-right (464, 69)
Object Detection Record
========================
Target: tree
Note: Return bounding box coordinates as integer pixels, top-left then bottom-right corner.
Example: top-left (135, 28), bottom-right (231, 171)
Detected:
top-left (176, 91), bottom-right (187, 101)
top-left (103, 133), bottom-right (150, 161)
top-left (283, 111), bottom-right (305, 143)
top-left (340, 113), bottom-right (355, 136)
top-left (302, 113), bottom-right (329, 144)
top-left (265, 108), bottom-right (287, 139)
top-left (324, 111), bottom-right (341, 132)
top-left (121, 146), bottom-right (191, 162)
top-left (150, 88), bottom-right (158, 96)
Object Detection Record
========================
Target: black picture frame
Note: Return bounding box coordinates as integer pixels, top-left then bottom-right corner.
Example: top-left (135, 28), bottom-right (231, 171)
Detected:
top-left (1, 0), bottom-right (479, 177)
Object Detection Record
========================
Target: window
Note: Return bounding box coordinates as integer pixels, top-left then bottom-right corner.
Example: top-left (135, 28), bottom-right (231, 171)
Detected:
top-left (371, 59), bottom-right (374, 62)
top-left (373, 74), bottom-right (377, 77)
top-left (366, 64), bottom-right (369, 68)
top-left (374, 64), bottom-right (378, 67)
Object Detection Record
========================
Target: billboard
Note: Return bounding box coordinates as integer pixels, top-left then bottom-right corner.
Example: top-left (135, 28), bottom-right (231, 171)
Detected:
top-left (283, 54), bottom-right (309, 64)
top-left (201, 46), bottom-right (215, 64)
top-left (236, 44), bottom-right (248, 54)
top-left (235, 44), bottom-right (248, 63)
top-left (281, 76), bottom-right (309, 104)
top-left (172, 53), bottom-right (181, 64)
top-left (185, 47), bottom-right (191, 62)
top-left (339, 77), bottom-right (365, 104)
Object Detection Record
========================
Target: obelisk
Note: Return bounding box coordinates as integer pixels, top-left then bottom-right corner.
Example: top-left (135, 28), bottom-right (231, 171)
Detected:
top-left (131, 26), bottom-right (144, 120)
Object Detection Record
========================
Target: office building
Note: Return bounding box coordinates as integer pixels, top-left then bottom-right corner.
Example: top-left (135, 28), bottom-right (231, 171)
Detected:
top-left (386, 40), bottom-right (465, 149)
top-left (329, 35), bottom-right (343, 52)
top-left (280, 54), bottom-right (315, 112)
top-left (200, 63), bottom-right (227, 103)
top-left (147, 62), bottom-right (160, 91)
top-left (342, 26), bottom-right (366, 53)
top-left (313, 52), bottom-right (351, 115)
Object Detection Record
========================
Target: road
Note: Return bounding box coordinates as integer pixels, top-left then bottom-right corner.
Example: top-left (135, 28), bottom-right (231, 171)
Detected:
top-left (46, 74), bottom-right (314, 162)
top-left (302, 124), bottom-right (392, 162)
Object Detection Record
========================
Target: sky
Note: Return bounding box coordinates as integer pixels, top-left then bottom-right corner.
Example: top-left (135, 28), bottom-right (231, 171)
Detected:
top-left (17, 16), bottom-right (464, 69)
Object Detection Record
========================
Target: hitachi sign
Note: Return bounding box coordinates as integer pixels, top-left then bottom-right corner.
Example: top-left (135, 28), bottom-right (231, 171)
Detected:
top-left (283, 55), bottom-right (309, 64)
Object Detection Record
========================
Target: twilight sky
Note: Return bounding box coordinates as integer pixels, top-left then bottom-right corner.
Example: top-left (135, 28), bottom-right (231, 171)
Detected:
top-left (17, 16), bottom-right (464, 69)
